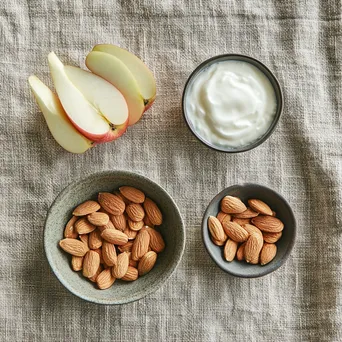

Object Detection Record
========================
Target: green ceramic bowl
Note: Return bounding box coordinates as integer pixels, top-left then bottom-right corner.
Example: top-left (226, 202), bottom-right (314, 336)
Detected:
top-left (44, 171), bottom-right (185, 304)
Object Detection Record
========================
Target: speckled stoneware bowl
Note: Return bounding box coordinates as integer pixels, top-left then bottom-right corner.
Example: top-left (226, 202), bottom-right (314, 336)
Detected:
top-left (44, 171), bottom-right (185, 304)
top-left (202, 184), bottom-right (296, 278)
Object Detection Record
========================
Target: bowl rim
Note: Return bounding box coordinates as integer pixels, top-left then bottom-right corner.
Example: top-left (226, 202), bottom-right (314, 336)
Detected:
top-left (44, 170), bottom-right (185, 304)
top-left (182, 54), bottom-right (284, 153)
top-left (201, 183), bottom-right (296, 278)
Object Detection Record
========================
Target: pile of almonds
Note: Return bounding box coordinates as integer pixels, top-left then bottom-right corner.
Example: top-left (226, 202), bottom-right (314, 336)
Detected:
top-left (208, 196), bottom-right (284, 265)
top-left (59, 186), bottom-right (165, 289)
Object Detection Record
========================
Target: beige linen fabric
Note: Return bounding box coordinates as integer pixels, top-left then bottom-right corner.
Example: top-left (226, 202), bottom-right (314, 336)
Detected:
top-left (1, 0), bottom-right (341, 341)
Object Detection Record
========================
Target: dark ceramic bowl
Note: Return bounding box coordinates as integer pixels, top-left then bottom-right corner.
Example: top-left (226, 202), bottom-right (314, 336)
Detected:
top-left (202, 184), bottom-right (296, 277)
top-left (182, 54), bottom-right (283, 153)
top-left (44, 171), bottom-right (185, 304)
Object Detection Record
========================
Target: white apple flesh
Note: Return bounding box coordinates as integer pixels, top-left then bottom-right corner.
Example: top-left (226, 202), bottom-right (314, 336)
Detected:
top-left (48, 52), bottom-right (128, 142)
top-left (28, 75), bottom-right (92, 154)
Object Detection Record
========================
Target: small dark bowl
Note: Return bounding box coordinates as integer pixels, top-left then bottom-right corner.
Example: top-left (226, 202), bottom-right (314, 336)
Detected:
top-left (182, 54), bottom-right (283, 153)
top-left (202, 184), bottom-right (296, 278)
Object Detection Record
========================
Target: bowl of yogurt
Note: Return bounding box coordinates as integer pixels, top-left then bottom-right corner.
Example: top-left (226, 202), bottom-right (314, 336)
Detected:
top-left (182, 54), bottom-right (283, 152)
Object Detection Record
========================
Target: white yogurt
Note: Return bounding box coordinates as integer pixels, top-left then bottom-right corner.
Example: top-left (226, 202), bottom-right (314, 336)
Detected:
top-left (185, 60), bottom-right (277, 148)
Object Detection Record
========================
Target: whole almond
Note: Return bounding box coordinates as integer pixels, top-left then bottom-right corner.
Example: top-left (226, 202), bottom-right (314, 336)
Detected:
top-left (114, 191), bottom-right (131, 205)
top-left (243, 224), bottom-right (263, 239)
top-left (233, 207), bottom-right (259, 219)
top-left (119, 186), bottom-right (145, 203)
top-left (83, 250), bottom-right (100, 278)
top-left (272, 211), bottom-right (277, 217)
top-left (92, 248), bottom-right (104, 264)
top-left (118, 241), bottom-right (134, 253)
top-left (126, 203), bottom-right (145, 222)
top-left (124, 227), bottom-right (137, 240)
top-left (101, 229), bottom-right (128, 245)
top-left (98, 219), bottom-right (115, 232)
top-left (132, 229), bottom-right (150, 261)
top-left (96, 268), bottom-right (116, 289)
top-left (75, 217), bottom-right (96, 234)
top-left (236, 242), bottom-right (246, 261)
top-left (89, 264), bottom-right (103, 282)
top-left (143, 215), bottom-right (155, 228)
top-left (128, 219), bottom-right (144, 231)
top-left (208, 216), bottom-right (226, 242)
top-left (138, 251), bottom-right (157, 276)
top-left (216, 211), bottom-right (230, 223)
top-left (224, 239), bottom-right (238, 262)
top-left (248, 199), bottom-right (273, 216)
top-left (59, 238), bottom-right (89, 256)
top-left (222, 221), bottom-right (248, 243)
top-left (73, 200), bottom-right (100, 216)
top-left (244, 234), bottom-right (263, 264)
top-left (110, 214), bottom-right (127, 231)
top-left (263, 231), bottom-right (282, 243)
top-left (98, 192), bottom-right (125, 215)
top-left (251, 216), bottom-right (284, 233)
top-left (143, 198), bottom-right (163, 225)
top-left (221, 196), bottom-right (247, 214)
top-left (260, 243), bottom-right (277, 265)
top-left (145, 227), bottom-right (165, 253)
top-left (102, 241), bottom-right (117, 266)
top-left (129, 258), bottom-right (138, 267)
top-left (89, 229), bottom-right (103, 250)
top-left (79, 234), bottom-right (89, 247)
top-left (64, 216), bottom-right (78, 238)
top-left (87, 212), bottom-right (109, 226)
top-left (112, 252), bottom-right (129, 279)
top-left (232, 217), bottom-right (251, 226)
top-left (121, 266), bottom-right (138, 281)
top-left (71, 256), bottom-right (83, 271)
top-left (211, 237), bottom-right (226, 246)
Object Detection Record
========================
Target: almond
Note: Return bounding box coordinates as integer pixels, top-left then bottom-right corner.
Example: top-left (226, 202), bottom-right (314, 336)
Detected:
top-left (110, 214), bottom-right (127, 231)
top-left (123, 227), bottom-right (137, 240)
top-left (244, 233), bottom-right (263, 264)
top-left (119, 186), bottom-right (145, 203)
top-left (96, 268), bottom-right (116, 289)
top-left (232, 217), bottom-right (251, 226)
top-left (248, 199), bottom-right (273, 216)
top-left (89, 264), bottom-right (103, 282)
top-left (272, 211), bottom-right (277, 217)
top-left (83, 250), bottom-right (100, 278)
top-left (79, 234), bottom-right (89, 247)
top-left (92, 248), bottom-right (104, 264)
top-left (211, 237), bottom-right (226, 246)
top-left (118, 241), bottom-right (134, 253)
top-left (132, 229), bottom-right (150, 261)
top-left (128, 219), bottom-right (144, 231)
top-left (98, 219), bottom-right (115, 232)
top-left (113, 191), bottom-right (131, 205)
top-left (126, 203), bottom-right (145, 222)
top-left (221, 196), bottom-right (247, 214)
top-left (87, 212), bottom-right (109, 226)
top-left (236, 242), bottom-right (246, 261)
top-left (112, 252), bottom-right (129, 279)
top-left (145, 227), bottom-right (165, 253)
top-left (224, 239), bottom-right (238, 262)
top-left (263, 231), bottom-right (282, 243)
top-left (73, 200), bottom-right (100, 216)
top-left (101, 229), bottom-right (128, 245)
top-left (88, 229), bottom-right (103, 250)
top-left (102, 241), bottom-right (117, 266)
top-left (251, 216), bottom-right (284, 233)
top-left (143, 215), bottom-right (155, 228)
top-left (121, 266), bottom-right (138, 281)
top-left (75, 217), bottom-right (96, 234)
top-left (129, 259), bottom-right (138, 267)
top-left (71, 256), bottom-right (83, 271)
top-left (64, 216), bottom-right (78, 238)
top-left (138, 251), bottom-right (157, 276)
top-left (260, 243), bottom-right (277, 265)
top-left (242, 224), bottom-right (263, 239)
top-left (216, 211), bottom-right (230, 223)
top-left (222, 221), bottom-right (248, 243)
top-left (233, 207), bottom-right (259, 219)
top-left (98, 192), bottom-right (125, 215)
top-left (143, 198), bottom-right (163, 225)
top-left (59, 238), bottom-right (89, 256)
top-left (208, 216), bottom-right (226, 242)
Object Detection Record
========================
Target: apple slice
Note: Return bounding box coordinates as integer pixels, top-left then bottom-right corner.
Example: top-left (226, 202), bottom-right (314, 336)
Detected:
top-left (28, 75), bottom-right (92, 153)
top-left (48, 52), bottom-right (128, 142)
top-left (92, 44), bottom-right (156, 102)
top-left (86, 51), bottom-right (152, 126)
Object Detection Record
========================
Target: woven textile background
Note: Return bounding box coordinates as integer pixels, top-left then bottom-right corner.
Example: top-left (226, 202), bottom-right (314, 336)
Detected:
top-left (1, 0), bottom-right (341, 341)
